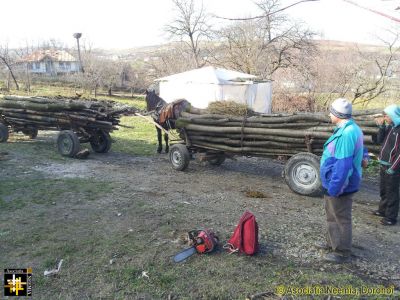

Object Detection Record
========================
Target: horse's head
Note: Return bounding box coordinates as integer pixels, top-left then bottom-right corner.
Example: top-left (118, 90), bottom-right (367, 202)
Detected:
top-left (145, 89), bottom-right (166, 112)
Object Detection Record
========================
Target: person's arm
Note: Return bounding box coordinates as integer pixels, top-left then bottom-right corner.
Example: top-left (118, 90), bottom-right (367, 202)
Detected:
top-left (327, 133), bottom-right (357, 197)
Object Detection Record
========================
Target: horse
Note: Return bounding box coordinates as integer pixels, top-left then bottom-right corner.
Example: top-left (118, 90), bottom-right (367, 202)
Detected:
top-left (145, 90), bottom-right (190, 153)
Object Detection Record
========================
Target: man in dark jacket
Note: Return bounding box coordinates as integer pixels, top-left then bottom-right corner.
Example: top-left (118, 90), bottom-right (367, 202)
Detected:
top-left (372, 104), bottom-right (400, 226)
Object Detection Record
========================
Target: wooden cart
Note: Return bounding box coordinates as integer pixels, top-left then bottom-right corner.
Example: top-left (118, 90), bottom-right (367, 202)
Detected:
top-left (0, 96), bottom-right (132, 157)
top-left (168, 129), bottom-right (322, 197)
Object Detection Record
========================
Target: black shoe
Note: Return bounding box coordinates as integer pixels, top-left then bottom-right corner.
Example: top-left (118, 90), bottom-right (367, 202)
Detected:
top-left (380, 218), bottom-right (397, 226)
top-left (372, 210), bottom-right (385, 217)
top-left (314, 241), bottom-right (331, 250)
top-left (323, 252), bottom-right (351, 264)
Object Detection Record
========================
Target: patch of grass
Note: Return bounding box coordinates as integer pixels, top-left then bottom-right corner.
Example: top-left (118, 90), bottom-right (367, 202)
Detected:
top-left (102, 255), bottom-right (380, 299)
top-left (0, 178), bottom-right (112, 211)
top-left (112, 116), bottom-right (158, 156)
top-left (1, 133), bottom-right (66, 161)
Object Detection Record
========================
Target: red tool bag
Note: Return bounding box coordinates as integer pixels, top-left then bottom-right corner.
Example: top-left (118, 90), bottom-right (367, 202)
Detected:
top-left (225, 211), bottom-right (259, 255)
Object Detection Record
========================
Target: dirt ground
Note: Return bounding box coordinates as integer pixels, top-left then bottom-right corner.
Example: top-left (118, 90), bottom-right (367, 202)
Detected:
top-left (1, 132), bottom-right (399, 299)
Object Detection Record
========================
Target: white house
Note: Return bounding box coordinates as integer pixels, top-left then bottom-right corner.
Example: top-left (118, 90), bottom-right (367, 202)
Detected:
top-left (155, 66), bottom-right (272, 113)
top-left (18, 49), bottom-right (80, 75)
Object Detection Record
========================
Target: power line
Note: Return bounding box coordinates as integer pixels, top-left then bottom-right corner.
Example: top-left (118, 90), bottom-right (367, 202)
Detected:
top-left (342, 0), bottom-right (400, 23)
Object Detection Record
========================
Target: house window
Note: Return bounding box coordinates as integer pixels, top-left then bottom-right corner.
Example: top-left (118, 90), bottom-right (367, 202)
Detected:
top-left (35, 62), bottom-right (40, 69)
top-left (59, 62), bottom-right (64, 69)
top-left (66, 62), bottom-right (71, 69)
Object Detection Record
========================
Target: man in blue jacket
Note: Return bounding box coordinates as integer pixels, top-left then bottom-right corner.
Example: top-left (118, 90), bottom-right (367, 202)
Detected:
top-left (372, 104), bottom-right (400, 226)
top-left (318, 98), bottom-right (364, 263)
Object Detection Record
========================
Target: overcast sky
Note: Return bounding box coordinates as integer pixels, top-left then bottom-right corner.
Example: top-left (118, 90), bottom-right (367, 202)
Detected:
top-left (0, 0), bottom-right (399, 49)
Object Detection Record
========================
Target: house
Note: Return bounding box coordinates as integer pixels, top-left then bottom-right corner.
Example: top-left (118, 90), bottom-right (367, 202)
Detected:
top-left (155, 66), bottom-right (272, 113)
top-left (18, 49), bottom-right (80, 75)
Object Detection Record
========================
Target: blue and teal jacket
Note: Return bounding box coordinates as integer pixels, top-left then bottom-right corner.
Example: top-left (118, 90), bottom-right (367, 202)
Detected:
top-left (320, 119), bottom-right (364, 197)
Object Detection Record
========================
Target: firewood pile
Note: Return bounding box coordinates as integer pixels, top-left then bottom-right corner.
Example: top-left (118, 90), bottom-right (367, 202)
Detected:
top-left (0, 95), bottom-right (136, 132)
top-left (176, 104), bottom-right (381, 157)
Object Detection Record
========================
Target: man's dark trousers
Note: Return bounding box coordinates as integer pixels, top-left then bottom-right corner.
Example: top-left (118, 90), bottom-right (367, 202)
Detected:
top-left (324, 193), bottom-right (353, 255)
top-left (379, 166), bottom-right (400, 221)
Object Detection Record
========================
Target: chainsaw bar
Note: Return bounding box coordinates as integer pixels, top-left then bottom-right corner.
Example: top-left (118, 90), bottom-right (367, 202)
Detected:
top-left (173, 246), bottom-right (197, 263)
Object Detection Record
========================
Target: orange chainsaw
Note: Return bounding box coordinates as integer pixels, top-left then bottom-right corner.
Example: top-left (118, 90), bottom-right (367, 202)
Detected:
top-left (173, 229), bottom-right (218, 263)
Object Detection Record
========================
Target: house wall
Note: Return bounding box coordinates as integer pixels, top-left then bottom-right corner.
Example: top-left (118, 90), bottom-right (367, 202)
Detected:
top-left (28, 60), bottom-right (79, 74)
top-left (55, 61), bottom-right (79, 73)
top-left (29, 61), bottom-right (46, 73)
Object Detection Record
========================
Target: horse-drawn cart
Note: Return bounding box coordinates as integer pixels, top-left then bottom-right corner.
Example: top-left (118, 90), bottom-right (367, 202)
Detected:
top-left (0, 96), bottom-right (134, 157)
top-left (167, 108), bottom-right (381, 196)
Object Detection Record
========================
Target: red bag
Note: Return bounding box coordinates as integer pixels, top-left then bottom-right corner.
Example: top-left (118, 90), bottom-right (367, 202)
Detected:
top-left (225, 211), bottom-right (259, 255)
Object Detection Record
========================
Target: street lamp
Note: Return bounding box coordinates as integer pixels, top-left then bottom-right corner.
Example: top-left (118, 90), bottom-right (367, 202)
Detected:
top-left (73, 33), bottom-right (84, 73)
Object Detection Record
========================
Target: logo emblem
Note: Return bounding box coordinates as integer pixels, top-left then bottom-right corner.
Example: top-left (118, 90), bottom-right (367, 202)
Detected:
top-left (4, 268), bottom-right (32, 297)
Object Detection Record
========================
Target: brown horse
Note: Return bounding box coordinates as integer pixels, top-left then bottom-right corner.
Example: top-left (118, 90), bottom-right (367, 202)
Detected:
top-left (145, 90), bottom-right (190, 153)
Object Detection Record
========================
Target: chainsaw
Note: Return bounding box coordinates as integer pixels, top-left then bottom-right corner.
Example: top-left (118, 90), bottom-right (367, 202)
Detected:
top-left (173, 229), bottom-right (218, 263)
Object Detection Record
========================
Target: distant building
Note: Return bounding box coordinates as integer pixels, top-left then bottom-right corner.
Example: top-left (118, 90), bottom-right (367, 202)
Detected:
top-left (18, 49), bottom-right (80, 75)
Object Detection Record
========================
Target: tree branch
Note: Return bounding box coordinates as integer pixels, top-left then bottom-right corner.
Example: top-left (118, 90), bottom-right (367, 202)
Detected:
top-left (215, 0), bottom-right (320, 21)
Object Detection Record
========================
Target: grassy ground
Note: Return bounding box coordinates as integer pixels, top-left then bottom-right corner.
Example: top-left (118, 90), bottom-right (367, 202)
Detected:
top-left (0, 135), bottom-right (391, 299)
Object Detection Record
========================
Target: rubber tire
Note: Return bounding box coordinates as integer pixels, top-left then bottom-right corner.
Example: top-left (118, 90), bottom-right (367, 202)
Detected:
top-left (169, 144), bottom-right (190, 171)
top-left (57, 130), bottom-right (81, 157)
top-left (90, 130), bottom-right (112, 153)
top-left (209, 154), bottom-right (226, 166)
top-left (22, 128), bottom-right (38, 139)
top-left (284, 152), bottom-right (322, 196)
top-left (0, 123), bottom-right (8, 142)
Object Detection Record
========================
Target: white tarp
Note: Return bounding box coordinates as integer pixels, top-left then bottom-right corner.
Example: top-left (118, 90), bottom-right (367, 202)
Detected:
top-left (156, 66), bottom-right (272, 113)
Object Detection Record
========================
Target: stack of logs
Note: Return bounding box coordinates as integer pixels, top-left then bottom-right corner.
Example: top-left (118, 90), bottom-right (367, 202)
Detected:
top-left (0, 95), bottom-right (135, 132)
top-left (176, 109), bottom-right (382, 156)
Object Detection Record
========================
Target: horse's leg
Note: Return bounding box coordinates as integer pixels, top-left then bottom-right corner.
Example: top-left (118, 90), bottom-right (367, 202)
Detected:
top-left (164, 131), bottom-right (169, 153)
top-left (156, 126), bottom-right (162, 153)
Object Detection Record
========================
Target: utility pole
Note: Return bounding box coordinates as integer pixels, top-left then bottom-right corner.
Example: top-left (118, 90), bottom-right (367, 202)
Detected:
top-left (73, 33), bottom-right (84, 73)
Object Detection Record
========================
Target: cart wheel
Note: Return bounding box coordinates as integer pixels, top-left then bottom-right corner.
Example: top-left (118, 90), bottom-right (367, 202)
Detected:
top-left (22, 128), bottom-right (38, 139)
top-left (284, 152), bottom-right (322, 196)
top-left (90, 130), bottom-right (112, 153)
top-left (209, 154), bottom-right (226, 166)
top-left (169, 144), bottom-right (190, 171)
top-left (0, 123), bottom-right (9, 142)
top-left (57, 130), bottom-right (80, 157)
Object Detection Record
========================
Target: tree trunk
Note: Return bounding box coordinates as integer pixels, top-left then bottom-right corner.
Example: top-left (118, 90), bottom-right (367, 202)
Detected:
top-left (25, 63), bottom-right (31, 93)
top-left (0, 57), bottom-right (19, 90)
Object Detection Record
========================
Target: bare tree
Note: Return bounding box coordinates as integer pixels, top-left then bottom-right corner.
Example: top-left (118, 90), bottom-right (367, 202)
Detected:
top-left (212, 0), bottom-right (316, 79)
top-left (348, 37), bottom-right (398, 106)
top-left (313, 32), bottom-right (400, 108)
top-left (164, 0), bottom-right (212, 68)
top-left (0, 44), bottom-right (19, 90)
top-left (145, 43), bottom-right (198, 79)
